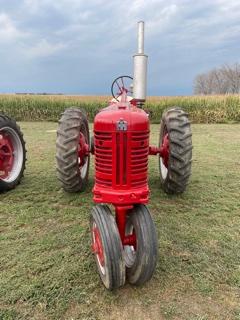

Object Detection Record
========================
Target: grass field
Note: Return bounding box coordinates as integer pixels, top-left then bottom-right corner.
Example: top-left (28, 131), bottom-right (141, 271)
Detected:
top-left (0, 123), bottom-right (240, 320)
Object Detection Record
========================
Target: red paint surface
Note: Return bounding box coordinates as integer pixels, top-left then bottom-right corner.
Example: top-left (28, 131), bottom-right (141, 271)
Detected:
top-left (160, 133), bottom-right (169, 168)
top-left (0, 132), bottom-right (14, 179)
top-left (92, 226), bottom-right (105, 267)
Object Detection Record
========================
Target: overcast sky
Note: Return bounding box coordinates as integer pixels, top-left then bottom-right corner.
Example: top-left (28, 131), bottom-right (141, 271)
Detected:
top-left (0, 0), bottom-right (240, 95)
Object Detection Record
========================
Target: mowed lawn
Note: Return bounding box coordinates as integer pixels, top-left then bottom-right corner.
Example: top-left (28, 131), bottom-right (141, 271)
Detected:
top-left (0, 123), bottom-right (240, 320)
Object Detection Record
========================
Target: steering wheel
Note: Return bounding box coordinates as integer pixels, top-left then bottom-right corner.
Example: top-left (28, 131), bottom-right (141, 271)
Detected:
top-left (111, 75), bottom-right (133, 101)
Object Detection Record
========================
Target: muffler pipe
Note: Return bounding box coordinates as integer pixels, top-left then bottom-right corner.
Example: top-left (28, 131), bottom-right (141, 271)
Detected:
top-left (138, 20), bottom-right (144, 54)
top-left (133, 21), bottom-right (148, 105)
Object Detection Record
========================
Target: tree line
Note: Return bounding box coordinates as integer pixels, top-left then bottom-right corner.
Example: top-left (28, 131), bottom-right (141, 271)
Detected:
top-left (194, 63), bottom-right (240, 94)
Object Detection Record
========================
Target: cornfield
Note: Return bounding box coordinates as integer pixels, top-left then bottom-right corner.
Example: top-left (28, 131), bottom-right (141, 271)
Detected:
top-left (0, 94), bottom-right (240, 123)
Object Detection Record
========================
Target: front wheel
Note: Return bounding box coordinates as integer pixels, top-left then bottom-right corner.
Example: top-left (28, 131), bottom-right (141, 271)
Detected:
top-left (124, 205), bottom-right (158, 286)
top-left (0, 115), bottom-right (26, 192)
top-left (159, 108), bottom-right (192, 194)
top-left (91, 205), bottom-right (125, 290)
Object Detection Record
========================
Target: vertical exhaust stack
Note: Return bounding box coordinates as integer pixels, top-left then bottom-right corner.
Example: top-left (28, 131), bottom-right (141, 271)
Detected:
top-left (133, 21), bottom-right (148, 106)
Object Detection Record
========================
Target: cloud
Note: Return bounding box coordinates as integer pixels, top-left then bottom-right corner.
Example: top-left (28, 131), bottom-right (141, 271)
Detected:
top-left (0, 13), bottom-right (27, 42)
top-left (0, 0), bottom-right (240, 94)
top-left (26, 39), bottom-right (66, 58)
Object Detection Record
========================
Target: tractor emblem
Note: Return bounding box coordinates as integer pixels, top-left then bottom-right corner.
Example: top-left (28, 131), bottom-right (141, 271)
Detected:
top-left (117, 119), bottom-right (127, 131)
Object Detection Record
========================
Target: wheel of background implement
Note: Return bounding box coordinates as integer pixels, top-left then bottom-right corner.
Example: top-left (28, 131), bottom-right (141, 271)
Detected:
top-left (56, 108), bottom-right (90, 192)
top-left (90, 205), bottom-right (125, 290)
top-left (159, 108), bottom-right (192, 194)
top-left (124, 204), bottom-right (158, 286)
top-left (0, 115), bottom-right (26, 192)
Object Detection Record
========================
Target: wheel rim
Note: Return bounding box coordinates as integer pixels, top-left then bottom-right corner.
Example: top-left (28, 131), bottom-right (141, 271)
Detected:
top-left (160, 127), bottom-right (169, 180)
top-left (124, 219), bottom-right (137, 268)
top-left (0, 127), bottom-right (23, 182)
top-left (78, 125), bottom-right (89, 179)
top-left (92, 222), bottom-right (106, 275)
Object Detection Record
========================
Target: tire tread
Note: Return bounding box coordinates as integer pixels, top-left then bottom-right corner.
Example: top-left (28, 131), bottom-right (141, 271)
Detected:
top-left (159, 107), bottom-right (192, 194)
top-left (56, 107), bottom-right (90, 192)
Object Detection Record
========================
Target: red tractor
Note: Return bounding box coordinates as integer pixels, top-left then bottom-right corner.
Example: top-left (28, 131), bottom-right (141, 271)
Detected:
top-left (56, 22), bottom-right (192, 289)
top-left (0, 114), bottom-right (26, 192)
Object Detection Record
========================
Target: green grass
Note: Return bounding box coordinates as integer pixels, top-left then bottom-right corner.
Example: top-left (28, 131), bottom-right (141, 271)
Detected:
top-left (0, 123), bottom-right (240, 320)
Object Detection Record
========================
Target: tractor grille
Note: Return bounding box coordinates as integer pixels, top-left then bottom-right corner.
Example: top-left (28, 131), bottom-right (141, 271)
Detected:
top-left (115, 132), bottom-right (128, 186)
top-left (95, 131), bottom-right (112, 187)
top-left (131, 132), bottom-right (149, 187)
top-left (94, 131), bottom-right (149, 189)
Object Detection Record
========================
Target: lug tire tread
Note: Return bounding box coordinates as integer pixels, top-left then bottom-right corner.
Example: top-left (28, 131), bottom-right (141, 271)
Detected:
top-left (159, 107), bottom-right (192, 194)
top-left (56, 107), bottom-right (90, 192)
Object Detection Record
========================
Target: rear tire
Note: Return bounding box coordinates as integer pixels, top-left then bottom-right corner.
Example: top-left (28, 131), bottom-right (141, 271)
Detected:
top-left (124, 205), bottom-right (158, 286)
top-left (0, 114), bottom-right (26, 192)
top-left (90, 205), bottom-right (125, 290)
top-left (56, 108), bottom-right (90, 192)
top-left (159, 108), bottom-right (192, 194)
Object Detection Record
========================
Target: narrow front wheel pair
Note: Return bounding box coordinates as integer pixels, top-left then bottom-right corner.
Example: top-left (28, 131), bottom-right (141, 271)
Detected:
top-left (91, 204), bottom-right (158, 290)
